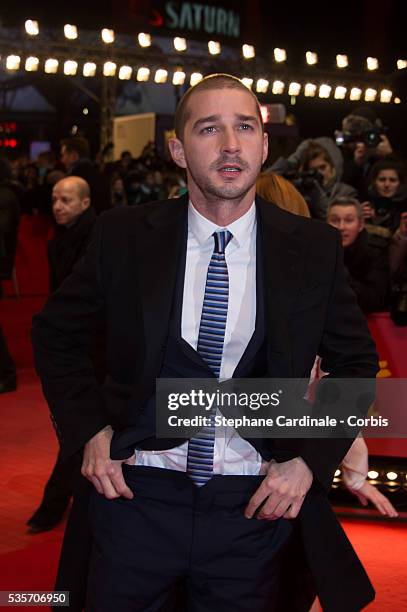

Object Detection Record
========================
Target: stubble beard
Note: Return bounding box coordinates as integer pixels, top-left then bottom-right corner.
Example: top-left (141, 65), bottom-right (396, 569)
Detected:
top-left (188, 166), bottom-right (258, 206)
top-left (203, 177), bottom-right (253, 203)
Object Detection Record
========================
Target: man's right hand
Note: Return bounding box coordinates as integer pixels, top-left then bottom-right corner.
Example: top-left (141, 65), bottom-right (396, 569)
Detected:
top-left (81, 425), bottom-right (134, 499)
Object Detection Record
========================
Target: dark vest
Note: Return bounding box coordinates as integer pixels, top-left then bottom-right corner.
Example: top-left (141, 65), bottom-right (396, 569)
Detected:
top-left (110, 222), bottom-right (271, 460)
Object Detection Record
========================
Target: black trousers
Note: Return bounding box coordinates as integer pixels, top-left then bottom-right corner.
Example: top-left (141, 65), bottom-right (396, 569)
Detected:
top-left (0, 324), bottom-right (16, 380)
top-left (53, 474), bottom-right (93, 612)
top-left (33, 451), bottom-right (81, 520)
top-left (86, 466), bottom-right (293, 612)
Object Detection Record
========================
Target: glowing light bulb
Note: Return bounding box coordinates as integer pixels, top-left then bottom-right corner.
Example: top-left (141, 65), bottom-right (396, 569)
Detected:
top-left (306, 51), bottom-right (318, 65)
top-left (256, 79), bottom-right (269, 93)
top-left (242, 44), bottom-right (255, 59)
top-left (336, 54), bottom-right (348, 68)
top-left (208, 40), bottom-right (221, 55)
top-left (25, 20), bottom-right (39, 36)
top-left (138, 33), bottom-right (151, 48)
top-left (103, 61), bottom-right (117, 77)
top-left (137, 67), bottom-right (150, 82)
top-left (174, 37), bottom-right (187, 52)
top-left (83, 62), bottom-right (97, 77)
top-left (44, 58), bottom-right (58, 74)
top-left (64, 24), bottom-right (78, 40)
top-left (274, 48), bottom-right (287, 62)
top-left (272, 80), bottom-right (284, 94)
top-left (304, 83), bottom-right (317, 97)
top-left (101, 28), bottom-right (115, 44)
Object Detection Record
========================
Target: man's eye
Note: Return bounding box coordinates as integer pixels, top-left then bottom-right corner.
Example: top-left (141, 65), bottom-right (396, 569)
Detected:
top-left (239, 123), bottom-right (253, 130)
top-left (201, 126), bottom-right (216, 134)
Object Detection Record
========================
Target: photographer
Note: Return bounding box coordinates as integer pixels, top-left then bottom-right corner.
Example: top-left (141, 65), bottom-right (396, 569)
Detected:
top-left (338, 107), bottom-right (394, 197)
top-left (270, 137), bottom-right (356, 219)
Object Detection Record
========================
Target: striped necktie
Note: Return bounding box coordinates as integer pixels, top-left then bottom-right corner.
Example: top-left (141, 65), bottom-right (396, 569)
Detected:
top-left (186, 229), bottom-right (233, 486)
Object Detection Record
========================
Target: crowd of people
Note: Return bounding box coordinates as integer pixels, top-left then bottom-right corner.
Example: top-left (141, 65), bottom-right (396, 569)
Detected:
top-left (267, 106), bottom-right (407, 323)
top-left (1, 74), bottom-right (405, 611)
top-left (7, 138), bottom-right (187, 216)
top-left (1, 105), bottom-right (407, 401)
top-left (1, 105), bottom-right (406, 368)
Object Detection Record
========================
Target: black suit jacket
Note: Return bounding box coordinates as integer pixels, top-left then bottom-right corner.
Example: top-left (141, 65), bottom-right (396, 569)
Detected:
top-left (48, 206), bottom-right (97, 292)
top-left (32, 194), bottom-right (378, 610)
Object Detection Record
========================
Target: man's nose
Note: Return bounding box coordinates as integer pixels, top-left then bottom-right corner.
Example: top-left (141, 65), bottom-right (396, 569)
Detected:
top-left (221, 128), bottom-right (240, 154)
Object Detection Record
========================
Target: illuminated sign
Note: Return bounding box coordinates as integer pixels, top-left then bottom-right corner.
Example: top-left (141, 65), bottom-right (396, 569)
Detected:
top-left (164, 2), bottom-right (240, 38)
top-left (0, 139), bottom-right (18, 148)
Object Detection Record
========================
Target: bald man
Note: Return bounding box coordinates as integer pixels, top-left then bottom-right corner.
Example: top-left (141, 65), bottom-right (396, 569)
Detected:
top-left (28, 176), bottom-right (98, 534)
top-left (52, 176), bottom-right (90, 223)
top-left (46, 176), bottom-right (94, 291)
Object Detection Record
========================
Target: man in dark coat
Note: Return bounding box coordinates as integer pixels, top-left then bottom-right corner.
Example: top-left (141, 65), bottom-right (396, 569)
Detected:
top-left (27, 176), bottom-right (97, 532)
top-left (32, 75), bottom-right (378, 612)
top-left (327, 197), bottom-right (389, 313)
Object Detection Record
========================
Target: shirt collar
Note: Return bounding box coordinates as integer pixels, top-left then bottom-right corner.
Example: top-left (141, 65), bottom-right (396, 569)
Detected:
top-left (188, 200), bottom-right (256, 248)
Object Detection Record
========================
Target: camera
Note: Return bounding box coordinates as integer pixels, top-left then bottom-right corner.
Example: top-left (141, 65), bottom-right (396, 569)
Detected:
top-left (335, 126), bottom-right (386, 148)
top-left (283, 169), bottom-right (324, 191)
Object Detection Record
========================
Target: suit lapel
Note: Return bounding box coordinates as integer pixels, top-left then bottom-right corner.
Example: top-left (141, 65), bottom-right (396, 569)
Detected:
top-left (256, 197), bottom-right (306, 376)
top-left (133, 196), bottom-right (188, 377)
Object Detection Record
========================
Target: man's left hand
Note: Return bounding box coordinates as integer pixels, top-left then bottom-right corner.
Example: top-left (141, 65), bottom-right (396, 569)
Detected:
top-left (244, 457), bottom-right (313, 520)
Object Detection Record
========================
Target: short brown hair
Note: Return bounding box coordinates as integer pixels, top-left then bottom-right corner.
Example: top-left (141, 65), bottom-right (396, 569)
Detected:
top-left (328, 197), bottom-right (363, 219)
top-left (60, 136), bottom-right (90, 159)
top-left (174, 73), bottom-right (263, 140)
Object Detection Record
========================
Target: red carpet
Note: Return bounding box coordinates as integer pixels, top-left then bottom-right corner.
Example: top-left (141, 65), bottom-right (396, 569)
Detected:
top-left (0, 297), bottom-right (406, 610)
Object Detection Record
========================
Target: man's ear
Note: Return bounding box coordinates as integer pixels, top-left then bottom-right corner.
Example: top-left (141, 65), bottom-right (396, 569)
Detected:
top-left (168, 138), bottom-right (187, 169)
top-left (262, 132), bottom-right (269, 165)
top-left (82, 198), bottom-right (91, 211)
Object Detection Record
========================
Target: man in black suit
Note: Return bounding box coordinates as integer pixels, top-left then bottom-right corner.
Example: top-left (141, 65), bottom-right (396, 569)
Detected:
top-left (27, 176), bottom-right (98, 533)
top-left (33, 74), bottom-right (378, 611)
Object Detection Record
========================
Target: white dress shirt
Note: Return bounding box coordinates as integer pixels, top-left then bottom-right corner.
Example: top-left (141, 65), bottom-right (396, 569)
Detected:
top-left (135, 200), bottom-right (264, 475)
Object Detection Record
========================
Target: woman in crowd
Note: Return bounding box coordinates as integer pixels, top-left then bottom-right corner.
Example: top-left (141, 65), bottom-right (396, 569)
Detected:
top-left (362, 159), bottom-right (407, 234)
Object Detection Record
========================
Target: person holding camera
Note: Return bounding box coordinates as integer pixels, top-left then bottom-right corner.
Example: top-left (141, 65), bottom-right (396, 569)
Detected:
top-left (270, 136), bottom-right (357, 219)
top-left (361, 159), bottom-right (407, 237)
top-left (339, 107), bottom-right (394, 198)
